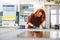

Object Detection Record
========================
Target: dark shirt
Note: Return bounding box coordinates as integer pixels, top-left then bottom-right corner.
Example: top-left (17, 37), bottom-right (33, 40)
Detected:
top-left (28, 13), bottom-right (43, 28)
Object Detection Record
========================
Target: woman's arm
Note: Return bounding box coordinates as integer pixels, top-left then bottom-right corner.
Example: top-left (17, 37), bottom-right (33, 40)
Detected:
top-left (27, 13), bottom-right (34, 28)
top-left (39, 21), bottom-right (45, 29)
top-left (28, 22), bottom-right (34, 27)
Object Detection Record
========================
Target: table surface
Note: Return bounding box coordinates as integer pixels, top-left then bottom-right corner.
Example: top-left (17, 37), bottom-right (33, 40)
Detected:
top-left (0, 28), bottom-right (60, 40)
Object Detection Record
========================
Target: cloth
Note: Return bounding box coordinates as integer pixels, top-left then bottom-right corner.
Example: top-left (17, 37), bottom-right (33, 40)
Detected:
top-left (28, 13), bottom-right (43, 28)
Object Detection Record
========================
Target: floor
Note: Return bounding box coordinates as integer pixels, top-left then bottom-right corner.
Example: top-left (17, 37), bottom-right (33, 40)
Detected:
top-left (0, 28), bottom-right (60, 40)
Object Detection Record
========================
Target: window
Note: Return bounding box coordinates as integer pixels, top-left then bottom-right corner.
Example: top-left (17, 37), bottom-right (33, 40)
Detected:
top-left (20, 4), bottom-right (34, 22)
top-left (59, 10), bottom-right (60, 24)
top-left (51, 6), bottom-right (60, 27)
top-left (51, 9), bottom-right (57, 25)
top-left (59, 10), bottom-right (60, 14)
top-left (3, 5), bottom-right (15, 12)
top-left (20, 16), bottom-right (25, 22)
top-left (51, 10), bottom-right (56, 14)
top-left (51, 15), bottom-right (56, 25)
top-left (59, 15), bottom-right (60, 24)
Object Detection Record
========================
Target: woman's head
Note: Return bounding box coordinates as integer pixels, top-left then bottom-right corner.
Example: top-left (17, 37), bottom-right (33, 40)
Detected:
top-left (34, 9), bottom-right (45, 17)
top-left (34, 9), bottom-right (46, 21)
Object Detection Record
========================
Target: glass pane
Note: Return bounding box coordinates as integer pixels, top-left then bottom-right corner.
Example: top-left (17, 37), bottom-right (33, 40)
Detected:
top-left (59, 15), bottom-right (60, 24)
top-left (20, 16), bottom-right (25, 22)
top-left (0, 12), bottom-right (3, 16)
top-left (58, 31), bottom-right (60, 38)
top-left (16, 31), bottom-right (50, 38)
top-left (0, 16), bottom-right (2, 26)
top-left (51, 10), bottom-right (56, 14)
top-left (51, 15), bottom-right (56, 25)
top-left (0, 16), bottom-right (2, 22)
top-left (59, 10), bottom-right (60, 14)
top-left (50, 31), bottom-right (57, 38)
top-left (3, 12), bottom-right (16, 16)
top-left (3, 5), bottom-right (15, 12)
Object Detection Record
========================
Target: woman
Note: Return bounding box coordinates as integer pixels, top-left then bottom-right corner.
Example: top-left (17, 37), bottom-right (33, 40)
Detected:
top-left (27, 9), bottom-right (46, 38)
top-left (27, 9), bottom-right (46, 29)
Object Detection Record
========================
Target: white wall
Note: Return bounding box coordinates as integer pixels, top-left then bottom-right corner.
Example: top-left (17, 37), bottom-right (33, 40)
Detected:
top-left (0, 0), bottom-right (20, 4)
top-left (0, 4), bottom-right (2, 12)
top-left (0, 0), bottom-right (45, 12)
top-left (20, 0), bottom-right (45, 13)
top-left (0, 0), bottom-right (20, 12)
top-left (0, 1), bottom-right (2, 12)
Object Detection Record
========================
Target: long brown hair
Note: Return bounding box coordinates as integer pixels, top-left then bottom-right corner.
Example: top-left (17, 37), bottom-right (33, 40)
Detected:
top-left (34, 9), bottom-right (46, 21)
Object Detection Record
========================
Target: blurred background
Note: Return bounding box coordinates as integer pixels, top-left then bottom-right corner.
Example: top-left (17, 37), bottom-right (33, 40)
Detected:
top-left (0, 0), bottom-right (60, 40)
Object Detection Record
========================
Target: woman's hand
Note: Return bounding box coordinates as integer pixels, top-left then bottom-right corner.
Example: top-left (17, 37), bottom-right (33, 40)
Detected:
top-left (39, 24), bottom-right (43, 29)
top-left (39, 21), bottom-right (45, 29)
top-left (28, 23), bottom-right (34, 27)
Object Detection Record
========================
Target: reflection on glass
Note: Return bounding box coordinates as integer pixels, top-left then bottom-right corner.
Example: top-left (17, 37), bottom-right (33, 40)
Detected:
top-left (59, 10), bottom-right (60, 14)
top-left (16, 31), bottom-right (50, 38)
top-left (0, 16), bottom-right (2, 26)
top-left (16, 31), bottom-right (60, 38)
top-left (59, 15), bottom-right (60, 24)
top-left (20, 16), bottom-right (25, 22)
top-left (27, 9), bottom-right (46, 29)
top-left (19, 4), bottom-right (34, 29)
top-left (58, 31), bottom-right (60, 38)
top-left (51, 10), bottom-right (56, 14)
top-left (20, 4), bottom-right (34, 22)
top-left (3, 5), bottom-right (15, 12)
top-left (51, 15), bottom-right (56, 25)
top-left (50, 31), bottom-right (57, 38)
